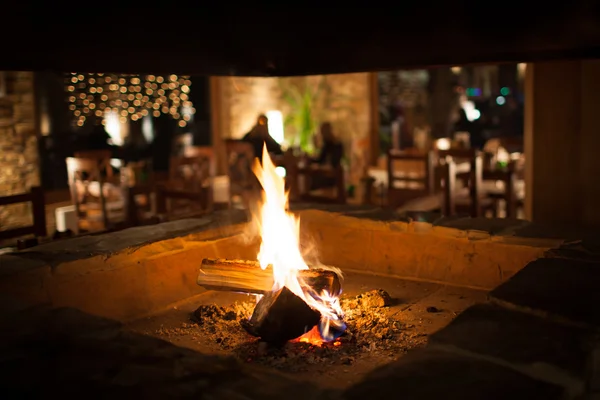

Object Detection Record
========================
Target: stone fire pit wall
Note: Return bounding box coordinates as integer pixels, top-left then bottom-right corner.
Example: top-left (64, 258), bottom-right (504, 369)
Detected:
top-left (0, 206), bottom-right (564, 322)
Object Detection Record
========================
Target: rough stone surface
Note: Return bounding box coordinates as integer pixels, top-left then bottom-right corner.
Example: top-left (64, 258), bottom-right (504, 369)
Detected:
top-left (546, 240), bottom-right (600, 263)
top-left (353, 289), bottom-right (392, 308)
top-left (0, 211), bottom-right (259, 321)
top-left (14, 209), bottom-right (248, 265)
top-left (490, 257), bottom-right (600, 327)
top-left (290, 203), bottom-right (378, 215)
top-left (344, 349), bottom-right (563, 400)
top-left (511, 223), bottom-right (600, 253)
top-left (349, 208), bottom-right (411, 222)
top-left (299, 210), bottom-right (548, 289)
top-left (0, 71), bottom-right (39, 231)
top-left (0, 205), bottom-right (561, 323)
top-left (0, 307), bottom-right (330, 399)
top-left (430, 303), bottom-right (595, 380)
top-left (435, 217), bottom-right (530, 235)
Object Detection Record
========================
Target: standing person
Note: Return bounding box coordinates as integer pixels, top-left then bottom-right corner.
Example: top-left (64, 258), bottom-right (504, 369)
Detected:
top-left (242, 114), bottom-right (282, 159)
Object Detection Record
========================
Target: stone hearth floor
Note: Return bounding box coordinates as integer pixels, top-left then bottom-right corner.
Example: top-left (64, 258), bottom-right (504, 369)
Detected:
top-left (127, 271), bottom-right (486, 389)
top-left (3, 204), bottom-right (600, 398)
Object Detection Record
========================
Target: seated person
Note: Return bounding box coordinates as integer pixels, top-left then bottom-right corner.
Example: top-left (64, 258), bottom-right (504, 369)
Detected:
top-left (310, 122), bottom-right (344, 190)
top-left (242, 114), bottom-right (283, 160)
top-left (311, 122), bottom-right (343, 167)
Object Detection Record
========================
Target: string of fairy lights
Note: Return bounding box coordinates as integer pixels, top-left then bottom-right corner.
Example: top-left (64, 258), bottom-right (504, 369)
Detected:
top-left (65, 73), bottom-right (195, 128)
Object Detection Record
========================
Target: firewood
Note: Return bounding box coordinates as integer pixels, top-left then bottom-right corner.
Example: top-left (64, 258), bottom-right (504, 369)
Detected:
top-left (241, 286), bottom-right (321, 345)
top-left (197, 258), bottom-right (341, 295)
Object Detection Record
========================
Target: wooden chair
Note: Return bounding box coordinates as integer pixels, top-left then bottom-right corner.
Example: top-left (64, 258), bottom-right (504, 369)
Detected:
top-left (286, 159), bottom-right (347, 204)
top-left (0, 186), bottom-right (47, 241)
top-left (441, 154), bottom-right (494, 217)
top-left (65, 157), bottom-right (126, 232)
top-left (482, 161), bottom-right (523, 219)
top-left (74, 149), bottom-right (112, 159)
top-left (158, 153), bottom-right (214, 219)
top-left (184, 146), bottom-right (215, 166)
top-left (387, 149), bottom-right (436, 208)
top-left (172, 132), bottom-right (193, 156)
top-left (74, 149), bottom-right (115, 178)
top-left (121, 159), bottom-right (157, 225)
top-left (441, 148), bottom-right (524, 218)
top-left (169, 153), bottom-right (213, 192)
top-left (224, 139), bottom-right (259, 208)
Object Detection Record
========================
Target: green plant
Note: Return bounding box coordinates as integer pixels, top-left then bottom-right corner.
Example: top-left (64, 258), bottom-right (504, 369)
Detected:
top-left (280, 76), bottom-right (358, 159)
top-left (280, 78), bottom-right (327, 154)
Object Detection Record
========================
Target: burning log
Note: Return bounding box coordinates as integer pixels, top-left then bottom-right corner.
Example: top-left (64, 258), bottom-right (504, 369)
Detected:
top-left (197, 258), bottom-right (341, 296)
top-left (241, 287), bottom-right (321, 346)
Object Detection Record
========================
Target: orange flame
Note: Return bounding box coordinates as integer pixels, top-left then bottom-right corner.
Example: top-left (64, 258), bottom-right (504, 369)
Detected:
top-left (251, 145), bottom-right (344, 341)
top-left (292, 326), bottom-right (342, 347)
top-left (293, 326), bottom-right (324, 346)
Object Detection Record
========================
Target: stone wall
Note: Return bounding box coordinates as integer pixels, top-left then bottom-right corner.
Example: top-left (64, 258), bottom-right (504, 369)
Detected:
top-left (0, 206), bottom-right (564, 320)
top-left (214, 73), bottom-right (372, 185)
top-left (0, 71), bottom-right (39, 229)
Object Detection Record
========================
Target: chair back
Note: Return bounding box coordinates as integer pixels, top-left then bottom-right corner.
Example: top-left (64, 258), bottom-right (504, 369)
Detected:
top-left (441, 154), bottom-right (484, 217)
top-left (65, 157), bottom-right (117, 231)
top-left (286, 156), bottom-right (346, 204)
top-left (224, 139), bottom-right (258, 207)
top-left (160, 152), bottom-right (215, 218)
top-left (169, 153), bottom-right (213, 192)
top-left (0, 186), bottom-right (46, 241)
top-left (74, 150), bottom-right (114, 178)
top-left (387, 149), bottom-right (435, 208)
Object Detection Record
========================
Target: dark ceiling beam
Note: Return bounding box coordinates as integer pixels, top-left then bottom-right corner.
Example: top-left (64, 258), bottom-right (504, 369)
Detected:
top-left (1, 3), bottom-right (599, 76)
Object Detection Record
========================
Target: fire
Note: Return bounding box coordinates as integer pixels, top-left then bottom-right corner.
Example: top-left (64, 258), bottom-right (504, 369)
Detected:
top-left (251, 145), bottom-right (345, 342)
top-left (292, 325), bottom-right (342, 347)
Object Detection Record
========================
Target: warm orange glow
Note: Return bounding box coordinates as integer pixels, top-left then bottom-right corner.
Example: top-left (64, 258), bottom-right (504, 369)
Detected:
top-left (293, 326), bottom-right (325, 346)
top-left (251, 145), bottom-right (345, 341)
top-left (292, 326), bottom-right (342, 347)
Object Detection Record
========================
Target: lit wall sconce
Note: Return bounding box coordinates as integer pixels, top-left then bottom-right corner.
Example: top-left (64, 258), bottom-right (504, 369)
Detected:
top-left (517, 63), bottom-right (527, 80)
top-left (461, 99), bottom-right (481, 121)
top-left (142, 115), bottom-right (154, 144)
top-left (266, 110), bottom-right (285, 144)
top-left (435, 138), bottom-right (451, 150)
top-left (104, 110), bottom-right (125, 146)
top-left (275, 166), bottom-right (286, 178)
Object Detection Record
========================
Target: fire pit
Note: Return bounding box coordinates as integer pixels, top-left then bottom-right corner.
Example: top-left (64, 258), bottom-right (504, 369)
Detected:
top-left (0, 144), bottom-right (575, 395)
top-left (129, 147), bottom-right (488, 387)
top-left (131, 271), bottom-right (486, 388)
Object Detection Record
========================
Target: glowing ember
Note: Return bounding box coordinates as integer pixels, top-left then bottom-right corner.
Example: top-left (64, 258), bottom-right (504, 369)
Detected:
top-left (251, 145), bottom-right (345, 342)
top-left (291, 325), bottom-right (342, 347)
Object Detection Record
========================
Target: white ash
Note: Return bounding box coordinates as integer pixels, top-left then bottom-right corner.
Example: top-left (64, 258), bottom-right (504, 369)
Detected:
top-left (155, 290), bottom-right (427, 372)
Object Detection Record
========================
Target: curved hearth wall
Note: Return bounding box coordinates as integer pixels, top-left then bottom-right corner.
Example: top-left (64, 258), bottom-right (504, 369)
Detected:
top-left (0, 206), bottom-right (561, 321)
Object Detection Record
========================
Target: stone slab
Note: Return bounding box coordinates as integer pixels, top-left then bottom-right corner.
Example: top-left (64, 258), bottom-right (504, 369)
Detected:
top-left (290, 202), bottom-right (378, 214)
top-left (0, 254), bottom-right (48, 276)
top-left (299, 210), bottom-right (548, 289)
top-left (490, 257), bottom-right (600, 327)
top-left (430, 303), bottom-right (594, 381)
top-left (344, 208), bottom-right (409, 222)
top-left (14, 209), bottom-right (249, 265)
top-left (0, 307), bottom-right (329, 399)
top-left (512, 223), bottom-right (600, 252)
top-left (344, 348), bottom-right (562, 400)
top-left (546, 241), bottom-right (600, 263)
top-left (436, 217), bottom-right (530, 235)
